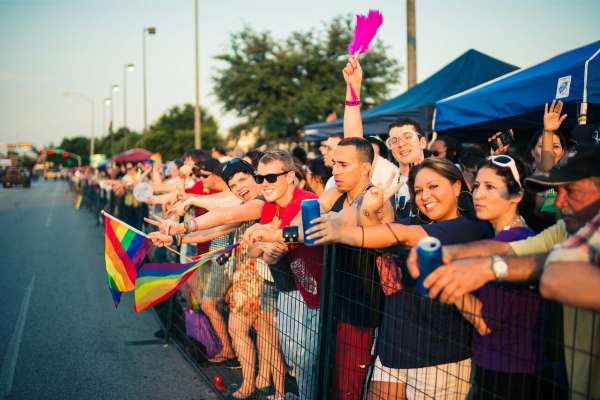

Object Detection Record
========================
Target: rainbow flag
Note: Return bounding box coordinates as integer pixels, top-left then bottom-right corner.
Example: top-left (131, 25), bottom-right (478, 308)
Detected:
top-left (104, 214), bottom-right (152, 307)
top-left (134, 244), bottom-right (238, 312)
top-left (73, 195), bottom-right (82, 209)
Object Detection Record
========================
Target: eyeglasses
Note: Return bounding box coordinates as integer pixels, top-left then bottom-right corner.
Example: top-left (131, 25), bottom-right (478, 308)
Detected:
top-left (488, 155), bottom-right (521, 188)
top-left (255, 171), bottom-right (289, 184)
top-left (386, 131), bottom-right (419, 148)
top-left (200, 172), bottom-right (212, 178)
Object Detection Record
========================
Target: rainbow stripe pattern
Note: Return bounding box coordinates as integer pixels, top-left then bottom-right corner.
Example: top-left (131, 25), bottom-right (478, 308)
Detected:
top-left (74, 195), bottom-right (82, 209)
top-left (134, 243), bottom-right (238, 312)
top-left (104, 215), bottom-right (152, 307)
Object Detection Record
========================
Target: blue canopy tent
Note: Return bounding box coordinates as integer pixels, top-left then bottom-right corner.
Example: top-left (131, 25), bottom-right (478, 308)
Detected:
top-left (434, 40), bottom-right (600, 139)
top-left (304, 49), bottom-right (518, 140)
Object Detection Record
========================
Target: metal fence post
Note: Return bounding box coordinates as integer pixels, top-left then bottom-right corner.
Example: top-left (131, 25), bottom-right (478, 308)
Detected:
top-left (316, 244), bottom-right (337, 400)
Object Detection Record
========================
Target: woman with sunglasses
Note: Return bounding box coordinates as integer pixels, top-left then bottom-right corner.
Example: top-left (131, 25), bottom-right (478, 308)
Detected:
top-left (468, 155), bottom-right (550, 399)
top-left (306, 158), bottom-right (494, 400)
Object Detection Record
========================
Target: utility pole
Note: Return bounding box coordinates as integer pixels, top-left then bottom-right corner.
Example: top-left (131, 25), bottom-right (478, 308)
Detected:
top-left (407, 0), bottom-right (417, 89)
top-left (194, 0), bottom-right (202, 149)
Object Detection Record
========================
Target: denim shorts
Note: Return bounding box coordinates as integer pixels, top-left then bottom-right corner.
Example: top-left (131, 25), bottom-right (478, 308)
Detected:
top-left (261, 281), bottom-right (279, 313)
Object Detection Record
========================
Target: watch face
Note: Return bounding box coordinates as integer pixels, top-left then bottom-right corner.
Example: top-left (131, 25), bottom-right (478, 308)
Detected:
top-left (493, 257), bottom-right (508, 279)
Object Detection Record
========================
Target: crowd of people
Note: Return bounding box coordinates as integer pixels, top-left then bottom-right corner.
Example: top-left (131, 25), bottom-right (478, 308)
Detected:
top-left (71, 55), bottom-right (600, 400)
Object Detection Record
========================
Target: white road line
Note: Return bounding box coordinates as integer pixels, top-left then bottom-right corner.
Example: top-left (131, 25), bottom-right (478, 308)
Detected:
top-left (0, 275), bottom-right (35, 398)
top-left (44, 183), bottom-right (59, 228)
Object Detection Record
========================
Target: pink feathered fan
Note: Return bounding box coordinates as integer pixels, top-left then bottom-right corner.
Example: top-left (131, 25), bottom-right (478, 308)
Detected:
top-left (347, 9), bottom-right (383, 55)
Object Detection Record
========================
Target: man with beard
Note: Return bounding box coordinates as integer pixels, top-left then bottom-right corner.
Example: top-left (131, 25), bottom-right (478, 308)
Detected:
top-left (405, 144), bottom-right (600, 400)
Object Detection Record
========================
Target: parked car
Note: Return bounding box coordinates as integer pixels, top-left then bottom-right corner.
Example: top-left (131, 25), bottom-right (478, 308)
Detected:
top-left (44, 167), bottom-right (60, 180)
top-left (3, 167), bottom-right (31, 188)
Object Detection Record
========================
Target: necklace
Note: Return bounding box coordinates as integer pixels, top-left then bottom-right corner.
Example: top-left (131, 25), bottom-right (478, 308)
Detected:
top-left (501, 215), bottom-right (526, 231)
top-left (345, 183), bottom-right (372, 207)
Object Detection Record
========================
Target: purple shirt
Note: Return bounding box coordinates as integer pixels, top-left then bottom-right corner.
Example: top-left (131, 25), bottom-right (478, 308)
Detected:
top-left (473, 226), bottom-right (543, 373)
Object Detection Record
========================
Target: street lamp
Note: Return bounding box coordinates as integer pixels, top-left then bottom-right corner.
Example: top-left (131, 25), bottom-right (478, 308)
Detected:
top-left (104, 98), bottom-right (111, 137)
top-left (109, 85), bottom-right (119, 155)
top-left (142, 26), bottom-right (157, 132)
top-left (63, 91), bottom-right (95, 161)
top-left (123, 63), bottom-right (135, 150)
top-left (194, 0), bottom-right (202, 149)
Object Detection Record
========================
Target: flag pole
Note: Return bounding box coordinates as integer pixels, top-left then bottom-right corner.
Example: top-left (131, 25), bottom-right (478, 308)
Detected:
top-left (101, 210), bottom-right (183, 257)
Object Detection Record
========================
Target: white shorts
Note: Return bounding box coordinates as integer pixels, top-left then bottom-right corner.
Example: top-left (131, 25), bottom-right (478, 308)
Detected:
top-left (371, 356), bottom-right (471, 400)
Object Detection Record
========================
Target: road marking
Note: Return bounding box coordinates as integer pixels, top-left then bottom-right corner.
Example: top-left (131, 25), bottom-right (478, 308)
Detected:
top-left (44, 183), bottom-right (59, 228)
top-left (0, 275), bottom-right (35, 398)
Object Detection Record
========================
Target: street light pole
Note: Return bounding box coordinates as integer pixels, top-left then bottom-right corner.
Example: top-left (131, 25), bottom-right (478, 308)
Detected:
top-left (63, 91), bottom-right (95, 161)
top-left (109, 85), bottom-right (119, 155)
top-left (194, 0), bottom-right (202, 149)
top-left (123, 63), bottom-right (135, 150)
top-left (142, 26), bottom-right (157, 132)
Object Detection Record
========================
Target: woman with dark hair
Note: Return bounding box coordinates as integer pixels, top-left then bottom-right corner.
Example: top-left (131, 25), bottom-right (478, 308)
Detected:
top-left (307, 158), bottom-right (494, 399)
top-left (527, 129), bottom-right (568, 232)
top-left (529, 129), bottom-right (567, 174)
top-left (304, 158), bottom-right (332, 196)
top-left (468, 155), bottom-right (546, 399)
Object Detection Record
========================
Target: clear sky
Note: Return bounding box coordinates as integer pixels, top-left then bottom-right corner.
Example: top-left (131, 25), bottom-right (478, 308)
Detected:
top-left (1, 0), bottom-right (599, 147)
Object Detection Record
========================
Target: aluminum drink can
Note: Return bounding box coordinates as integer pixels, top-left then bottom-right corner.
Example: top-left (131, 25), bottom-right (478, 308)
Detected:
top-left (416, 237), bottom-right (442, 295)
top-left (301, 199), bottom-right (321, 246)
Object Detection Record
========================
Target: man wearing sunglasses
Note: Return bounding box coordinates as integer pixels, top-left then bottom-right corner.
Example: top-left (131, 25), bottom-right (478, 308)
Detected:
top-left (246, 139), bottom-right (395, 400)
top-left (404, 145), bottom-right (600, 399)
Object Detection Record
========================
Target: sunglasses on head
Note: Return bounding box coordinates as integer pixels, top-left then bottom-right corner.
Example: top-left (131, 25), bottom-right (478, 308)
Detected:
top-left (487, 155), bottom-right (521, 188)
top-left (255, 171), bottom-right (289, 184)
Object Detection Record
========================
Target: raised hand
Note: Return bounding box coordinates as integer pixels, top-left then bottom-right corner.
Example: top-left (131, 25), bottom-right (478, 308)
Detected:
top-left (544, 100), bottom-right (567, 132)
top-left (487, 130), bottom-right (513, 156)
top-left (343, 54), bottom-right (363, 93)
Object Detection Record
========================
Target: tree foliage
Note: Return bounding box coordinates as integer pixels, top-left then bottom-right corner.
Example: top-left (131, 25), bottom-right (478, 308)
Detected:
top-left (136, 104), bottom-right (221, 160)
top-left (213, 15), bottom-right (401, 140)
top-left (58, 104), bottom-right (221, 163)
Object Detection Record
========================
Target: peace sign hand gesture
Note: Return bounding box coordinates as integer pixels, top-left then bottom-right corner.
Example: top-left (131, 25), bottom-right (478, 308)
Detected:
top-left (144, 211), bottom-right (182, 235)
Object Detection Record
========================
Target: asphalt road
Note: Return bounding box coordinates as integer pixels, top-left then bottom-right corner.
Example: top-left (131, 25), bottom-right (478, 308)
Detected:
top-left (0, 180), bottom-right (217, 400)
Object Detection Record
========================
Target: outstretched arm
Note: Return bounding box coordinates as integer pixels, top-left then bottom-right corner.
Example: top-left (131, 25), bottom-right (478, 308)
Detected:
top-left (146, 199), bottom-right (264, 235)
top-left (540, 260), bottom-right (600, 309)
top-left (343, 55), bottom-right (364, 138)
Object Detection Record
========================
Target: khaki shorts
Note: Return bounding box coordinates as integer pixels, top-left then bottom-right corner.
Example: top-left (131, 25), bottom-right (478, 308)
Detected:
top-left (372, 356), bottom-right (471, 400)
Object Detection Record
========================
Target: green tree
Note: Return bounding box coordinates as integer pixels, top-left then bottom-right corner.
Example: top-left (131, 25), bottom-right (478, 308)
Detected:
top-left (59, 135), bottom-right (91, 165)
top-left (213, 16), bottom-right (401, 140)
top-left (135, 104), bottom-right (221, 160)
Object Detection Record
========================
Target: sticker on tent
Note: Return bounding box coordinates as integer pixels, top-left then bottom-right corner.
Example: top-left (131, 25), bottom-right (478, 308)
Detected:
top-left (555, 76), bottom-right (571, 99)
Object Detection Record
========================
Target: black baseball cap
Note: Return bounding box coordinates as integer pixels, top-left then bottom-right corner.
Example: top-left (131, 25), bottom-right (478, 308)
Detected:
top-left (221, 158), bottom-right (254, 184)
top-left (525, 144), bottom-right (600, 192)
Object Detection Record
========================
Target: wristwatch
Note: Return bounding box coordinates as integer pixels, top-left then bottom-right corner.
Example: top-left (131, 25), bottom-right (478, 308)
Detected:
top-left (491, 255), bottom-right (508, 280)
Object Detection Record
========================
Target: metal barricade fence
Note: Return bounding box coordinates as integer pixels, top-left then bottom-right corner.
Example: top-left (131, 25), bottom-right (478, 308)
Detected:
top-left (71, 184), bottom-right (599, 400)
